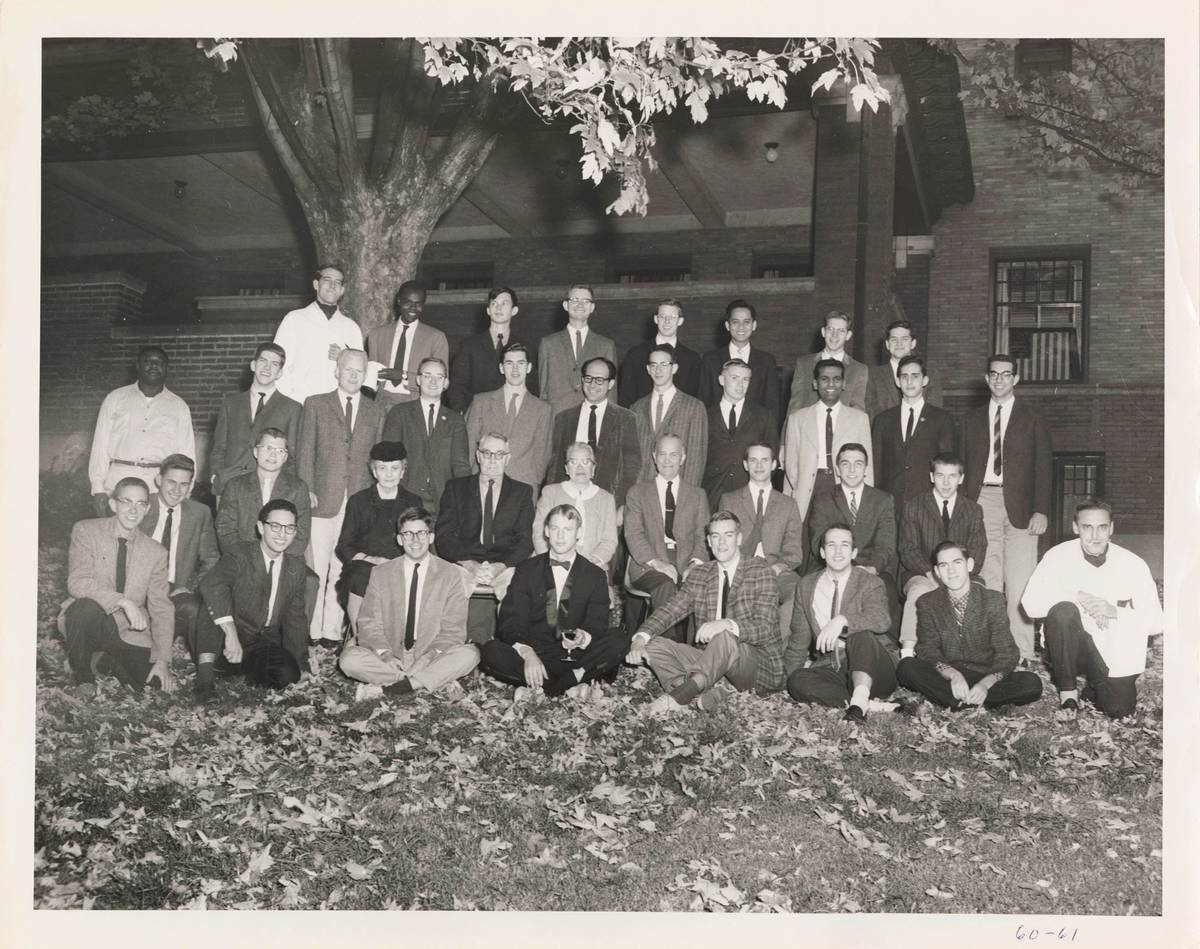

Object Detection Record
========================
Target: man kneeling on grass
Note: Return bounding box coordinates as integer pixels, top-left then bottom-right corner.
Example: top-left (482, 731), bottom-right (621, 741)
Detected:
top-left (479, 504), bottom-right (627, 702)
top-left (895, 540), bottom-right (1042, 711)
top-left (783, 523), bottom-right (898, 722)
top-left (626, 511), bottom-right (784, 714)
top-left (340, 507), bottom-right (480, 703)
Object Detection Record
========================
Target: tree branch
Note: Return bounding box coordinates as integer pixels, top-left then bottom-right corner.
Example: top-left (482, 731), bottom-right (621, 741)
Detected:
top-left (371, 38), bottom-right (437, 184)
top-left (423, 73), bottom-right (510, 212)
top-left (313, 38), bottom-right (364, 190)
top-left (244, 70), bottom-right (326, 214)
top-left (1019, 112), bottom-right (1162, 177)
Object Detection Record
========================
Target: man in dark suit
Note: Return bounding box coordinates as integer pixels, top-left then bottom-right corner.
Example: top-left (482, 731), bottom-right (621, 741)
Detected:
top-left (551, 356), bottom-right (641, 512)
top-left (630, 344), bottom-right (708, 486)
top-left (697, 300), bottom-right (781, 417)
top-left (539, 284), bottom-right (619, 415)
top-left (865, 320), bottom-right (945, 420)
top-left (898, 453), bottom-right (987, 654)
top-left (786, 310), bottom-right (868, 416)
top-left (140, 454), bottom-right (220, 662)
top-left (195, 499), bottom-right (312, 701)
top-left (962, 353), bottom-right (1053, 664)
top-left (871, 354), bottom-right (956, 526)
top-left (209, 342), bottom-right (302, 497)
top-left (783, 523), bottom-right (898, 720)
top-left (59, 477), bottom-right (177, 695)
top-left (216, 428), bottom-right (312, 558)
top-left (480, 504), bottom-right (628, 701)
top-left (897, 540), bottom-right (1042, 710)
top-left (435, 432), bottom-right (535, 601)
top-left (296, 348), bottom-right (387, 645)
top-left (381, 356), bottom-right (471, 516)
top-left (365, 281), bottom-right (450, 408)
top-left (627, 511), bottom-right (785, 713)
top-left (618, 298), bottom-right (701, 406)
top-left (447, 287), bottom-right (539, 413)
top-left (701, 358), bottom-right (779, 510)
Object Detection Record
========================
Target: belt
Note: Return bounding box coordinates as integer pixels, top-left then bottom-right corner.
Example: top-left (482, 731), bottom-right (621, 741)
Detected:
top-left (982, 483), bottom-right (1003, 488)
top-left (110, 458), bottom-right (160, 468)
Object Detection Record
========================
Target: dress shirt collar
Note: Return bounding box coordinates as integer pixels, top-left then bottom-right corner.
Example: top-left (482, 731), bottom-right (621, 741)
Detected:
top-left (720, 396), bottom-right (746, 415)
top-left (729, 342), bottom-right (751, 360)
top-left (901, 395), bottom-right (926, 415)
top-left (933, 490), bottom-right (958, 515)
top-left (820, 349), bottom-right (846, 362)
top-left (336, 388), bottom-right (362, 404)
top-left (655, 334), bottom-right (678, 347)
top-left (719, 554), bottom-right (741, 585)
top-left (549, 552), bottom-right (576, 571)
top-left (585, 397), bottom-right (609, 412)
top-left (502, 383), bottom-right (527, 398)
top-left (652, 383), bottom-right (677, 400)
top-left (249, 383), bottom-right (277, 397)
top-left (420, 397), bottom-right (441, 414)
top-left (990, 394), bottom-right (1015, 410)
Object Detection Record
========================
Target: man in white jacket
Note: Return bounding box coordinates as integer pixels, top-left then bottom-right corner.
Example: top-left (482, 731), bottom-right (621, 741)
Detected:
top-left (1021, 499), bottom-right (1162, 718)
top-left (273, 264), bottom-right (364, 404)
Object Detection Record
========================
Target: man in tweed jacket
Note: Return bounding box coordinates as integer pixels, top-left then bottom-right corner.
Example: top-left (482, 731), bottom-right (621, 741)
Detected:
top-left (627, 511), bottom-right (784, 714)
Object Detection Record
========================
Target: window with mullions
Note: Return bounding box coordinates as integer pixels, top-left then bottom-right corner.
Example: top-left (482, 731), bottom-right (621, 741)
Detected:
top-left (1051, 452), bottom-right (1105, 545)
top-left (993, 251), bottom-right (1088, 382)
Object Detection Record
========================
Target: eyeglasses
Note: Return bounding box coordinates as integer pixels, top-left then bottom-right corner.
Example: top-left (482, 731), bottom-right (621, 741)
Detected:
top-left (987, 371), bottom-right (1015, 381)
top-left (418, 373), bottom-right (446, 383)
top-left (263, 522), bottom-right (297, 535)
top-left (259, 446), bottom-right (288, 456)
top-left (581, 374), bottom-right (610, 385)
top-left (113, 497), bottom-right (149, 509)
top-left (567, 296), bottom-right (593, 305)
top-left (479, 450), bottom-right (510, 461)
top-left (399, 529), bottom-right (430, 542)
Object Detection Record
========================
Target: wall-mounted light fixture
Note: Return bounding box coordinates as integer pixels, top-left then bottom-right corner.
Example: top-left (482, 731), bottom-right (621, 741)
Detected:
top-left (763, 142), bottom-right (780, 164)
top-left (174, 180), bottom-right (188, 199)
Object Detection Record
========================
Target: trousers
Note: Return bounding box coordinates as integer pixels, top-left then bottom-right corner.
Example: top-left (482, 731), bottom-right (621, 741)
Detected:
top-left (644, 630), bottom-right (759, 696)
top-left (340, 642), bottom-right (480, 692)
top-left (479, 632), bottom-right (629, 696)
top-left (1042, 601), bottom-right (1139, 718)
top-left (896, 657), bottom-right (1043, 709)
top-left (786, 630), bottom-right (897, 707)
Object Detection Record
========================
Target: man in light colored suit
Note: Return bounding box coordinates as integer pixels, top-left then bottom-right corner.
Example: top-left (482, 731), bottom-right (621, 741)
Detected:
top-left (60, 477), bottom-right (177, 695)
top-left (216, 428), bottom-right (312, 557)
top-left (273, 264), bottom-right (364, 404)
top-left (466, 342), bottom-right (553, 491)
top-left (340, 506), bottom-right (480, 702)
top-left (365, 281), bottom-right (450, 408)
top-left (781, 359), bottom-right (873, 521)
top-left (381, 356), bottom-right (471, 516)
top-left (630, 344), bottom-right (708, 486)
top-left (786, 310), bottom-right (868, 416)
top-left (210, 342), bottom-right (302, 497)
top-left (539, 284), bottom-right (618, 414)
top-left (720, 442), bottom-right (804, 634)
top-left (296, 348), bottom-right (387, 645)
top-left (865, 320), bottom-right (944, 420)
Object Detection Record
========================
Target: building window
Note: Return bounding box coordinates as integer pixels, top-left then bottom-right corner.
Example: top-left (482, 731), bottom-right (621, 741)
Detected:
top-left (993, 249), bottom-right (1088, 382)
top-left (753, 252), bottom-right (810, 279)
top-left (610, 257), bottom-right (692, 284)
top-left (420, 263), bottom-right (494, 291)
top-left (1051, 452), bottom-right (1105, 545)
top-left (1015, 39), bottom-right (1073, 80)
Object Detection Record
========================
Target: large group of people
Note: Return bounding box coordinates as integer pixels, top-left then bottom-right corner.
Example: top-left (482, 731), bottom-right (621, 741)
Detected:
top-left (63, 265), bottom-right (1162, 723)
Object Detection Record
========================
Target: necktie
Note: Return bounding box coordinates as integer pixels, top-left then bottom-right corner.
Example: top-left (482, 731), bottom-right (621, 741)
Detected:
top-left (264, 558), bottom-right (274, 626)
top-left (831, 576), bottom-right (841, 620)
top-left (587, 404), bottom-right (598, 447)
top-left (942, 499), bottom-right (951, 536)
top-left (825, 407), bottom-right (834, 473)
top-left (992, 406), bottom-right (1003, 476)
top-left (905, 406), bottom-right (915, 442)
top-left (575, 329), bottom-right (584, 361)
top-left (720, 569), bottom-right (730, 619)
top-left (728, 404), bottom-right (737, 437)
top-left (404, 562), bottom-right (419, 650)
top-left (508, 392), bottom-right (519, 420)
top-left (655, 394), bottom-right (664, 432)
top-left (344, 396), bottom-right (354, 442)
top-left (162, 507), bottom-right (174, 577)
top-left (482, 479), bottom-right (495, 547)
top-left (951, 591), bottom-right (968, 626)
top-left (394, 322), bottom-right (410, 380)
top-left (115, 537), bottom-right (128, 594)
top-left (755, 489), bottom-right (765, 521)
top-left (664, 480), bottom-right (676, 540)
top-left (849, 491), bottom-right (858, 524)
top-left (253, 391), bottom-right (265, 422)
top-left (427, 402), bottom-right (436, 436)
top-left (495, 333), bottom-right (505, 366)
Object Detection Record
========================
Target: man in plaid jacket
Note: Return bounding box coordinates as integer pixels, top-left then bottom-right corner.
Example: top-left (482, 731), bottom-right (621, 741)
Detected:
top-left (626, 510), bottom-right (784, 714)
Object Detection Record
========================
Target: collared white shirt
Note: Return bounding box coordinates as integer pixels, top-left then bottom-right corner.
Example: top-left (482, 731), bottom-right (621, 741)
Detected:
top-left (651, 384), bottom-right (678, 422)
top-left (575, 398), bottom-right (609, 443)
top-left (88, 383), bottom-right (196, 494)
top-left (419, 398), bottom-right (442, 433)
top-left (478, 477), bottom-right (500, 520)
top-left (747, 483), bottom-right (770, 558)
top-left (654, 474), bottom-right (679, 546)
top-left (813, 568), bottom-right (849, 626)
top-left (984, 397), bottom-right (1015, 486)
top-left (337, 389), bottom-right (362, 431)
top-left (719, 396), bottom-right (746, 431)
top-left (816, 400), bottom-right (843, 466)
top-left (933, 490), bottom-right (958, 519)
top-left (262, 549), bottom-right (283, 626)
top-left (571, 325), bottom-right (590, 349)
top-left (399, 554), bottom-right (430, 650)
top-left (716, 554), bottom-right (742, 636)
top-left (258, 474), bottom-right (277, 507)
top-left (248, 384), bottom-right (278, 421)
top-left (728, 342), bottom-right (752, 362)
top-left (501, 384), bottom-right (526, 416)
top-left (820, 349), bottom-right (846, 363)
top-left (654, 334), bottom-right (678, 347)
top-left (150, 502), bottom-right (182, 583)
top-left (841, 484), bottom-right (862, 515)
top-left (900, 396), bottom-right (925, 441)
top-left (383, 318), bottom-right (421, 393)
top-left (548, 552), bottom-right (576, 605)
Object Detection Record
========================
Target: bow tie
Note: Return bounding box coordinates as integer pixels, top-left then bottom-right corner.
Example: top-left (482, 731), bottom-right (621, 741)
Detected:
top-left (1083, 550), bottom-right (1108, 568)
top-left (550, 559), bottom-right (572, 570)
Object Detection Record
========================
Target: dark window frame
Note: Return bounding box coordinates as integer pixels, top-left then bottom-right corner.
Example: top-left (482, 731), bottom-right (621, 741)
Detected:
top-left (1050, 451), bottom-right (1106, 546)
top-left (1015, 39), bottom-right (1073, 80)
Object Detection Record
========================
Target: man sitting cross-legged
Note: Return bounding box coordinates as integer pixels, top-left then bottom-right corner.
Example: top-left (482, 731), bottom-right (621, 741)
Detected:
top-left (896, 540), bottom-right (1042, 711)
top-left (339, 507), bottom-right (480, 703)
top-left (627, 511), bottom-right (785, 714)
top-left (783, 523), bottom-right (898, 721)
top-left (480, 504), bottom-right (628, 702)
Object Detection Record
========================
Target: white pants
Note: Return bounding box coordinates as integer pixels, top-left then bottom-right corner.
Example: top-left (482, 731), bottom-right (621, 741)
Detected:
top-left (339, 643), bottom-right (480, 692)
top-left (900, 574), bottom-right (939, 647)
top-left (308, 496), bottom-right (347, 640)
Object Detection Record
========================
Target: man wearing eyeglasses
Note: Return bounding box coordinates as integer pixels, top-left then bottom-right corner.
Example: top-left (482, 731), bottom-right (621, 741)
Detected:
top-left (216, 428), bottom-right (312, 557)
top-left (382, 356), bottom-right (471, 516)
top-left (466, 342), bottom-right (553, 491)
top-left (539, 284), bottom-right (618, 414)
top-left (59, 477), bottom-right (177, 696)
top-left (962, 353), bottom-right (1053, 666)
top-left (195, 500), bottom-right (312, 701)
top-left (339, 507), bottom-right (480, 703)
top-left (618, 298), bottom-right (702, 407)
top-left (273, 264), bottom-right (364, 404)
top-left (209, 342), bottom-right (301, 498)
top-left (435, 433), bottom-right (535, 602)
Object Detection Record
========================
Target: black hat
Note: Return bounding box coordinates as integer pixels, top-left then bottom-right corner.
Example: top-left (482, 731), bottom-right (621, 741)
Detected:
top-left (370, 440), bottom-right (407, 462)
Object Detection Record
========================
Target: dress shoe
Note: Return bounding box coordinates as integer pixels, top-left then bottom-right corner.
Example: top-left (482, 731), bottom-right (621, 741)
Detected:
top-left (194, 681), bottom-right (220, 707)
top-left (1060, 697), bottom-right (1079, 712)
top-left (843, 704), bottom-right (866, 722)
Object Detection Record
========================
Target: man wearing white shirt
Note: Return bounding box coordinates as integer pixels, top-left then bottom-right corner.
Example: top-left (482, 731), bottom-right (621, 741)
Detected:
top-left (1021, 500), bottom-right (1161, 719)
top-left (619, 298), bottom-right (702, 405)
top-left (786, 310), bottom-right (869, 416)
top-left (702, 359), bottom-right (779, 510)
top-left (89, 346), bottom-right (196, 514)
top-left (539, 284), bottom-right (618, 414)
top-left (465, 342), bottom-right (553, 490)
top-left (865, 320), bottom-right (944, 419)
top-left (273, 264), bottom-right (364, 404)
top-left (630, 344), bottom-right (708, 485)
top-left (698, 300), bottom-right (780, 415)
top-left (365, 281), bottom-right (450, 407)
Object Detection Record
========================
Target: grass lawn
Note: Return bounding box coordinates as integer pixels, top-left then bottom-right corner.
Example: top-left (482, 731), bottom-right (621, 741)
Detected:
top-left (33, 542), bottom-right (1163, 913)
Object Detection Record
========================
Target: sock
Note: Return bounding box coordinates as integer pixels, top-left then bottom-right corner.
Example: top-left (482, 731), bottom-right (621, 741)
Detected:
top-left (573, 667), bottom-right (585, 682)
top-left (196, 656), bottom-right (216, 688)
top-left (1059, 689), bottom-right (1079, 703)
top-left (670, 674), bottom-right (705, 706)
top-left (384, 677), bottom-right (414, 695)
top-left (849, 683), bottom-right (870, 710)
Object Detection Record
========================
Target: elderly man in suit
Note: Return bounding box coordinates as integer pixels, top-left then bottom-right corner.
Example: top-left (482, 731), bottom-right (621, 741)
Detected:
top-left (782, 358), bottom-right (873, 521)
top-left (447, 286), bottom-right (539, 414)
top-left (60, 477), bottom-right (177, 695)
top-left (865, 320), bottom-right (945, 420)
top-left (296, 348), bottom-right (387, 646)
top-left (962, 353), bottom-right (1054, 665)
top-left (786, 310), bottom-right (868, 417)
top-left (630, 344), bottom-right (708, 486)
top-left (898, 453), bottom-right (987, 654)
top-left (872, 354), bottom-right (956, 526)
top-left (624, 433), bottom-right (710, 641)
top-left (339, 506), bottom-right (480, 703)
top-left (195, 499), bottom-right (312, 700)
top-left (628, 511), bottom-right (785, 714)
top-left (273, 264), bottom-right (364, 404)
top-left (697, 300), bottom-right (781, 417)
top-left (435, 432), bottom-right (535, 601)
top-left (365, 281), bottom-right (450, 408)
top-left (618, 299), bottom-right (702, 406)
top-left (210, 342), bottom-right (302, 497)
top-left (139, 454), bottom-right (220, 661)
top-left (216, 428), bottom-right (311, 556)
top-left (784, 523), bottom-right (898, 721)
top-left (720, 442), bottom-right (804, 634)
top-left (481, 504), bottom-right (628, 702)
top-left (702, 358), bottom-right (779, 510)
top-left (551, 356), bottom-right (641, 514)
top-left (897, 540), bottom-right (1042, 710)
top-left (466, 342), bottom-right (553, 491)
top-left (539, 284), bottom-right (618, 414)
top-left (382, 356), bottom-right (471, 515)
